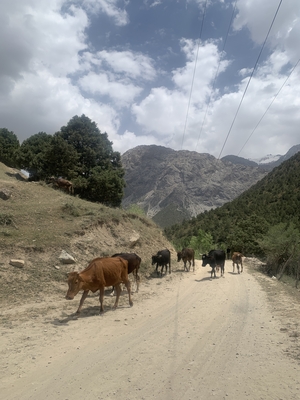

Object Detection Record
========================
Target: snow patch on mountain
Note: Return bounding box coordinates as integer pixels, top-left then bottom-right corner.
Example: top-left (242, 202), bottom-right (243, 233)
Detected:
top-left (249, 154), bottom-right (282, 165)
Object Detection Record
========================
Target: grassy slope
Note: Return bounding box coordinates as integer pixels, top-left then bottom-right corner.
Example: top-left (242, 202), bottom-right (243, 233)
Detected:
top-left (0, 163), bottom-right (175, 306)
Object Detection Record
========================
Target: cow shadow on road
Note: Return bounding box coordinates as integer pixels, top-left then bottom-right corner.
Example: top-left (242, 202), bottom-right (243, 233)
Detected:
top-left (195, 274), bottom-right (224, 282)
top-left (51, 295), bottom-right (132, 325)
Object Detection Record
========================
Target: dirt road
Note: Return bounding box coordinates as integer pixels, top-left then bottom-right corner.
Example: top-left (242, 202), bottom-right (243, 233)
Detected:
top-left (1, 260), bottom-right (300, 400)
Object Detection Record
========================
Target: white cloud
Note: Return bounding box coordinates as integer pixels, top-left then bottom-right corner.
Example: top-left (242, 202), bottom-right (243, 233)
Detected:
top-left (234, 0), bottom-right (300, 62)
top-left (132, 87), bottom-right (188, 137)
top-left (111, 130), bottom-right (157, 154)
top-left (77, 0), bottom-right (129, 26)
top-left (78, 72), bottom-right (142, 106)
top-left (0, 65), bottom-right (120, 139)
top-left (0, 0), bottom-right (123, 141)
top-left (94, 50), bottom-right (157, 81)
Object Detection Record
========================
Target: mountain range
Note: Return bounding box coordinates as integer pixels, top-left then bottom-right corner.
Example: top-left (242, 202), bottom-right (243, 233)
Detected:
top-left (121, 144), bottom-right (300, 228)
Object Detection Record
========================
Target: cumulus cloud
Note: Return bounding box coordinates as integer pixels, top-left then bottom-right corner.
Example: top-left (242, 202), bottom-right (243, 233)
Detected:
top-left (78, 72), bottom-right (142, 107)
top-left (94, 50), bottom-right (157, 81)
top-left (234, 0), bottom-right (300, 62)
top-left (74, 0), bottom-right (129, 26)
top-left (110, 129), bottom-right (158, 154)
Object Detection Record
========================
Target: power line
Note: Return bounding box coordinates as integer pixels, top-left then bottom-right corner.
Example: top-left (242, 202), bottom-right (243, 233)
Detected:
top-left (181, 0), bottom-right (208, 149)
top-left (196, 0), bottom-right (238, 149)
top-left (237, 58), bottom-right (300, 156)
top-left (217, 0), bottom-right (283, 159)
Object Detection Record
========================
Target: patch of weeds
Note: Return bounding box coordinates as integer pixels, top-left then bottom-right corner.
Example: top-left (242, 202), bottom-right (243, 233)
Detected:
top-left (85, 210), bottom-right (96, 216)
top-left (62, 202), bottom-right (80, 217)
top-left (0, 230), bottom-right (12, 237)
top-left (0, 213), bottom-right (14, 226)
top-left (125, 204), bottom-right (146, 216)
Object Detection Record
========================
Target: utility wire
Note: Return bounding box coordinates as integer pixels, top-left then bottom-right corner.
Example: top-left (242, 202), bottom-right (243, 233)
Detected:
top-left (217, 0), bottom-right (283, 159)
top-left (196, 0), bottom-right (238, 149)
top-left (181, 0), bottom-right (208, 149)
top-left (237, 58), bottom-right (300, 156)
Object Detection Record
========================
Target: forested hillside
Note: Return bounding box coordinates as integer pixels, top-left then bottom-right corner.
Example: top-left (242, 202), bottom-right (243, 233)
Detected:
top-left (165, 151), bottom-right (300, 279)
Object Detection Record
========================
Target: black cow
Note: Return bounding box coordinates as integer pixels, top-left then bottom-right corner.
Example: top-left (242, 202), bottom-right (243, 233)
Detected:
top-left (152, 249), bottom-right (171, 276)
top-left (112, 253), bottom-right (141, 292)
top-left (202, 249), bottom-right (226, 278)
top-left (177, 248), bottom-right (195, 272)
top-left (226, 248), bottom-right (231, 260)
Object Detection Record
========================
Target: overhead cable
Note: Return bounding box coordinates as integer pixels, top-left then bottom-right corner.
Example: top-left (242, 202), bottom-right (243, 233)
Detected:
top-left (181, 0), bottom-right (208, 149)
top-left (237, 58), bottom-right (300, 156)
top-left (217, 0), bottom-right (283, 159)
top-left (196, 0), bottom-right (238, 149)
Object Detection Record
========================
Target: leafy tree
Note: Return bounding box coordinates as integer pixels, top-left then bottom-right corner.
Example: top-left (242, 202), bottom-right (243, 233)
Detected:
top-left (54, 115), bottom-right (125, 206)
top-left (84, 166), bottom-right (125, 207)
top-left (14, 115), bottom-right (125, 207)
top-left (0, 128), bottom-right (20, 167)
top-left (43, 135), bottom-right (79, 178)
top-left (189, 229), bottom-right (214, 257)
top-left (56, 115), bottom-right (116, 178)
top-left (258, 222), bottom-right (300, 279)
top-left (16, 132), bottom-right (52, 180)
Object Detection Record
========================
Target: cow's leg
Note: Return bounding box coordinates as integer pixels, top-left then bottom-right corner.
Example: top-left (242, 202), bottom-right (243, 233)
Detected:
top-left (123, 280), bottom-right (133, 307)
top-left (232, 262), bottom-right (235, 273)
top-left (193, 259), bottom-right (195, 272)
top-left (135, 271), bottom-right (140, 293)
top-left (156, 264), bottom-right (160, 276)
top-left (76, 290), bottom-right (89, 314)
top-left (99, 287), bottom-right (105, 313)
top-left (112, 284), bottom-right (121, 310)
top-left (241, 262), bottom-right (243, 273)
top-left (221, 264), bottom-right (224, 276)
top-left (237, 264), bottom-right (240, 274)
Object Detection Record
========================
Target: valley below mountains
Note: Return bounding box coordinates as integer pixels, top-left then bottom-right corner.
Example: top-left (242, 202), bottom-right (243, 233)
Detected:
top-left (121, 144), bottom-right (300, 228)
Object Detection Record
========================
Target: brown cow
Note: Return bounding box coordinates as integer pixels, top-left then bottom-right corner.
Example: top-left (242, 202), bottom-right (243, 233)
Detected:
top-left (177, 248), bottom-right (195, 272)
top-left (49, 177), bottom-right (74, 195)
top-left (232, 252), bottom-right (243, 274)
top-left (65, 257), bottom-right (133, 314)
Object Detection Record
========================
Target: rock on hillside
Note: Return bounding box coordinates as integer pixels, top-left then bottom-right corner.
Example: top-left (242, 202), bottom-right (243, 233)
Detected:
top-left (122, 145), bottom-right (268, 228)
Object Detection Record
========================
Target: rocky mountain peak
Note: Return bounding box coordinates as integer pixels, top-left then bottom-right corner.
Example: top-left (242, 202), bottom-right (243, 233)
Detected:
top-left (122, 145), bottom-right (268, 227)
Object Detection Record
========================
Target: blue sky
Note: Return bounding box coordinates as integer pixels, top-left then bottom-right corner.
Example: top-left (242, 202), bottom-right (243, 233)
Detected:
top-left (1, 0), bottom-right (299, 159)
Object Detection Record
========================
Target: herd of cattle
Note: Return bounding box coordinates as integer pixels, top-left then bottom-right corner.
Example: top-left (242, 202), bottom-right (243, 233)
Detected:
top-left (65, 249), bottom-right (244, 315)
